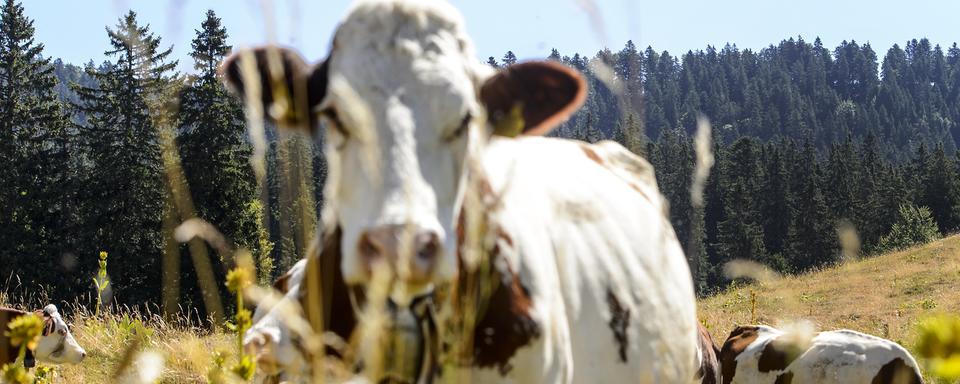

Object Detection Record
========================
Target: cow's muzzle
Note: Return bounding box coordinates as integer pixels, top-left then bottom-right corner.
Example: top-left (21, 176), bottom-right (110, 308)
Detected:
top-left (357, 225), bottom-right (441, 285)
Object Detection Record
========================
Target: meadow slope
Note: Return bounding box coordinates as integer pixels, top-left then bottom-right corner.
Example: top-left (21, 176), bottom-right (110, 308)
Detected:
top-left (700, 234), bottom-right (960, 360)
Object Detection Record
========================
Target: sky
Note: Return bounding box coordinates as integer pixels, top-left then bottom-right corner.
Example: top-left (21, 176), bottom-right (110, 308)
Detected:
top-left (24, 0), bottom-right (960, 73)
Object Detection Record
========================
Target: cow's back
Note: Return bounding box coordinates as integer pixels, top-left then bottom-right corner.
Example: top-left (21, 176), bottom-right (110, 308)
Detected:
top-left (789, 330), bottom-right (923, 383)
top-left (475, 136), bottom-right (698, 383)
top-left (721, 326), bottom-right (923, 384)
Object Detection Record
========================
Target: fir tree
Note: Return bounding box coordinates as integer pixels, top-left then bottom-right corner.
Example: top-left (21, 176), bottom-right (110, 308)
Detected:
top-left (502, 50), bottom-right (517, 66)
top-left (72, 10), bottom-right (178, 306)
top-left (178, 10), bottom-right (274, 303)
top-left (715, 138), bottom-right (768, 269)
top-left (0, 0), bottom-right (74, 298)
top-left (785, 138), bottom-right (836, 270)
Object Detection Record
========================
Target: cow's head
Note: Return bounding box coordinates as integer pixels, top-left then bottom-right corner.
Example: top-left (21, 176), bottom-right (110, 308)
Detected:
top-left (34, 305), bottom-right (86, 364)
top-left (222, 0), bottom-right (583, 304)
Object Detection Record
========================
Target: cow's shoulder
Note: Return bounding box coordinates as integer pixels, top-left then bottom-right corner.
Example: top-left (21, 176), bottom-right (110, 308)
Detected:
top-left (719, 325), bottom-right (763, 384)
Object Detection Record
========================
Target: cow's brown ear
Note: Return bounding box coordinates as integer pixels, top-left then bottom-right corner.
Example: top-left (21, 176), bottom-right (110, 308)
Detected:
top-left (479, 61), bottom-right (586, 137)
top-left (41, 316), bottom-right (54, 336)
top-left (220, 46), bottom-right (329, 133)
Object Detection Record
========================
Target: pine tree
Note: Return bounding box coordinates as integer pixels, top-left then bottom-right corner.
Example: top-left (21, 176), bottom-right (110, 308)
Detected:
top-left (548, 48), bottom-right (561, 61)
top-left (178, 10), bottom-right (274, 300)
top-left (72, 10), bottom-right (178, 306)
top-left (615, 40), bottom-right (643, 115)
top-left (785, 138), bottom-right (836, 270)
top-left (918, 143), bottom-right (960, 233)
top-left (486, 56), bottom-right (499, 68)
top-left (715, 138), bottom-right (768, 270)
top-left (823, 134), bottom-right (861, 222)
top-left (502, 50), bottom-right (517, 66)
top-left (759, 141), bottom-right (791, 258)
top-left (0, 0), bottom-right (75, 298)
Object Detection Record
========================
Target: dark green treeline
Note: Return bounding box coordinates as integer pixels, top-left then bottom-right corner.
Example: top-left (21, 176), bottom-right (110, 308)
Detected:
top-left (511, 37), bottom-right (960, 294)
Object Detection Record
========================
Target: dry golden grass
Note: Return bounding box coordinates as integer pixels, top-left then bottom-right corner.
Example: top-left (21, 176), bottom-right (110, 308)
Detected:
top-left (12, 236), bottom-right (956, 382)
top-left (700, 234), bottom-right (960, 357)
top-left (47, 308), bottom-right (232, 383)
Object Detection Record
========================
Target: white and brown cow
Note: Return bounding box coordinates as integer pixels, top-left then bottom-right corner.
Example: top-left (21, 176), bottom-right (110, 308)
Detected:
top-left (719, 325), bottom-right (923, 384)
top-left (0, 304), bottom-right (87, 368)
top-left (224, 0), bottom-right (698, 382)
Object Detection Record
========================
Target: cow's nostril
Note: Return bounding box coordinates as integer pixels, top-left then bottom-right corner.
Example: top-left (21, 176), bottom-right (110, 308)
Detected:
top-left (416, 232), bottom-right (440, 262)
top-left (358, 232), bottom-right (383, 261)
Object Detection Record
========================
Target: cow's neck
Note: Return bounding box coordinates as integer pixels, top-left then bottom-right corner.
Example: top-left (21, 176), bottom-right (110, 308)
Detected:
top-left (448, 182), bottom-right (540, 375)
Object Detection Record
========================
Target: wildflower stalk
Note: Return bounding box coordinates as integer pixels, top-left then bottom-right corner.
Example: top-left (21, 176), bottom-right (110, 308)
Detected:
top-left (224, 258), bottom-right (255, 381)
top-left (93, 251), bottom-right (110, 317)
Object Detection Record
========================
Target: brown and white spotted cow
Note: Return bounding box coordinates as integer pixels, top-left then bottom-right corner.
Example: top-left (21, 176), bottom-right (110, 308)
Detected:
top-left (696, 322), bottom-right (722, 384)
top-left (0, 305), bottom-right (86, 368)
top-left (719, 325), bottom-right (923, 384)
top-left (225, 0), bottom-right (699, 382)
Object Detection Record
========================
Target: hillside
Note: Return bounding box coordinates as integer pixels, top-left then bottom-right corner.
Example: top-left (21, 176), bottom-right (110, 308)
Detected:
top-left (699, 234), bottom-right (960, 358)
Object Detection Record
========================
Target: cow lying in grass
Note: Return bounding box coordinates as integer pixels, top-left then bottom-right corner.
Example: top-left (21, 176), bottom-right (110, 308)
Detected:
top-left (719, 325), bottom-right (923, 384)
top-left (0, 304), bottom-right (86, 368)
top-left (224, 0), bottom-right (699, 382)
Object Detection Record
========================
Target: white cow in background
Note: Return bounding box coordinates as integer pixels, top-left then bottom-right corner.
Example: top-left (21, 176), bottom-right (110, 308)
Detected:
top-left (719, 325), bottom-right (923, 384)
top-left (0, 304), bottom-right (87, 367)
top-left (223, 0), bottom-right (699, 382)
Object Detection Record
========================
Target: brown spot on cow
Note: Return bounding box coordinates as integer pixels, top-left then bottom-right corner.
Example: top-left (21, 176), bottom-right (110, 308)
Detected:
top-left (453, 204), bottom-right (540, 375)
top-left (581, 145), bottom-right (604, 165)
top-left (871, 357), bottom-right (922, 384)
top-left (467, 243), bottom-right (539, 374)
top-left (696, 322), bottom-right (721, 384)
top-left (719, 326), bottom-right (760, 384)
top-left (757, 337), bottom-right (805, 373)
top-left (606, 289), bottom-right (630, 363)
top-left (774, 371), bottom-right (794, 384)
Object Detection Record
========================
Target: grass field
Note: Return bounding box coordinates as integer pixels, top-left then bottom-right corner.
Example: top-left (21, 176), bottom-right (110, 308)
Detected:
top-left (6, 235), bottom-right (958, 382)
top-left (700, 234), bottom-right (960, 380)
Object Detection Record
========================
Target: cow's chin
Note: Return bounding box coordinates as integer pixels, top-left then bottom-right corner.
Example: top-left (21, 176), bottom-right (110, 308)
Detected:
top-left (349, 283), bottom-right (441, 384)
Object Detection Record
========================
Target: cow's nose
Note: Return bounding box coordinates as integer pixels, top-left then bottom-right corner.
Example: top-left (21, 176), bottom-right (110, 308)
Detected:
top-left (358, 225), bottom-right (441, 282)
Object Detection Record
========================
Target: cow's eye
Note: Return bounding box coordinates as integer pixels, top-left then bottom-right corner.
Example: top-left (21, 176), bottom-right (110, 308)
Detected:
top-left (444, 113), bottom-right (471, 142)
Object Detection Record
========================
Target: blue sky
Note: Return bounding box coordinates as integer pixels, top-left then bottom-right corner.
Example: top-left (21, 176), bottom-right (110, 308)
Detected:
top-left (25, 0), bottom-right (960, 73)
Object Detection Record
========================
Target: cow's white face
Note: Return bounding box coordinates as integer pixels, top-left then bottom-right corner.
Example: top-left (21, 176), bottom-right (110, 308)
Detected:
top-left (34, 305), bottom-right (86, 364)
top-left (319, 1), bottom-right (486, 291)
top-left (223, 0), bottom-right (584, 302)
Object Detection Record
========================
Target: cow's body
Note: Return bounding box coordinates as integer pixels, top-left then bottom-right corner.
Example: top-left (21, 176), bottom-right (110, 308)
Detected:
top-left (224, 0), bottom-right (699, 382)
top-left (0, 305), bottom-right (86, 367)
top-left (719, 325), bottom-right (923, 384)
top-left (451, 137), bottom-right (697, 382)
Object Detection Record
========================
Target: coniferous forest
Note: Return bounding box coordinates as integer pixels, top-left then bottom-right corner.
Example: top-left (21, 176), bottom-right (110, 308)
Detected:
top-left (4, 0), bottom-right (960, 317)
